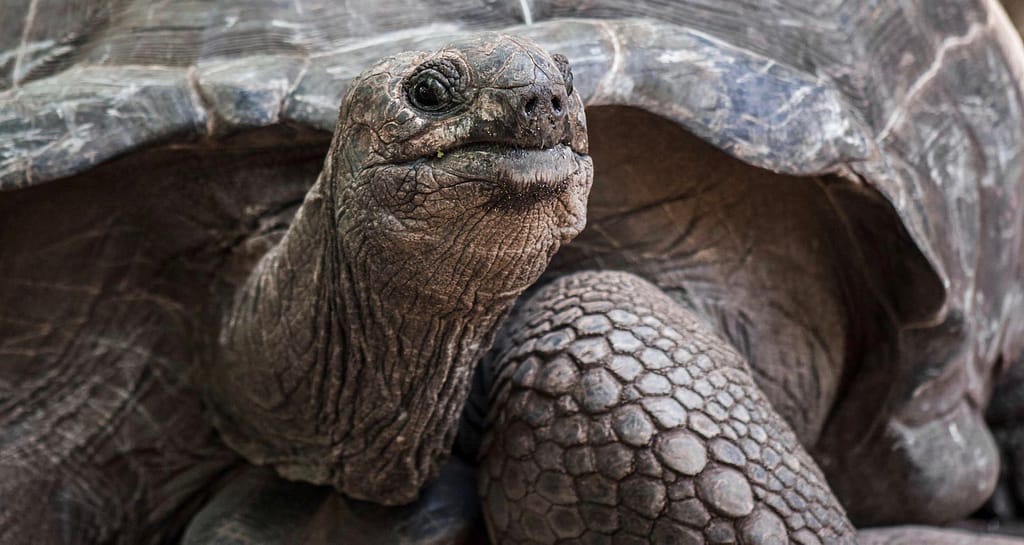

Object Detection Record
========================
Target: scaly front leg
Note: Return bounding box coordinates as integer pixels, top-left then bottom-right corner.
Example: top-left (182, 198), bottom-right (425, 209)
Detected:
top-left (479, 271), bottom-right (856, 544)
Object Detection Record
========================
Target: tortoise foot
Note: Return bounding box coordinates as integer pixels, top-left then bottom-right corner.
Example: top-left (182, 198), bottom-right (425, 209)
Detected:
top-left (858, 526), bottom-right (1024, 544)
top-left (182, 459), bottom-right (486, 545)
top-left (827, 399), bottom-right (999, 526)
top-left (478, 271), bottom-right (855, 544)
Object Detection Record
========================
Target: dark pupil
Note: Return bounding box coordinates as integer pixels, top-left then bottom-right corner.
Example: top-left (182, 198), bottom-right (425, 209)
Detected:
top-left (414, 78), bottom-right (446, 109)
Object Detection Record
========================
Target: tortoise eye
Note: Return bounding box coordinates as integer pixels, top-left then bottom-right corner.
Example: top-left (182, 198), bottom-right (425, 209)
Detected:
top-left (405, 57), bottom-right (466, 114)
top-left (409, 74), bottom-right (450, 111)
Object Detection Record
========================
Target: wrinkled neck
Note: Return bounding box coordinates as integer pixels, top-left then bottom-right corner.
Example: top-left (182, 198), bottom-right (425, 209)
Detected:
top-left (209, 168), bottom-right (516, 504)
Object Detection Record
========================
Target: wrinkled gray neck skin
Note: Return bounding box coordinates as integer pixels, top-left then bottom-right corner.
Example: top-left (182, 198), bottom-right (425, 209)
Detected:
top-left (205, 34), bottom-right (592, 505)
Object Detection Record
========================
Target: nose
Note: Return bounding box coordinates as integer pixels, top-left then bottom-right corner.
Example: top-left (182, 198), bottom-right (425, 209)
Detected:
top-left (522, 88), bottom-right (566, 119)
top-left (512, 79), bottom-right (571, 149)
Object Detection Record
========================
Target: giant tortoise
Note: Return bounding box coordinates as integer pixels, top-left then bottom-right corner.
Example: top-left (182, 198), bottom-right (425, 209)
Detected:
top-left (2, 1), bottom-right (1024, 544)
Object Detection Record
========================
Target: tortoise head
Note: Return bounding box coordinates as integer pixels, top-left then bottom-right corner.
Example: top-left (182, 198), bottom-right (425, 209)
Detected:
top-left (209, 35), bottom-right (592, 505)
top-left (325, 34), bottom-right (592, 307)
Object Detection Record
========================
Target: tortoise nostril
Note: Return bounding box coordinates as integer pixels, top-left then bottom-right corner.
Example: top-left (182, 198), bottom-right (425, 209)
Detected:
top-left (551, 96), bottom-right (562, 114)
top-left (515, 88), bottom-right (570, 146)
top-left (524, 96), bottom-right (539, 116)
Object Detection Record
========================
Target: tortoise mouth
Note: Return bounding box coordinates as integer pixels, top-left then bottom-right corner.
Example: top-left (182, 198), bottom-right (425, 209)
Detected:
top-left (430, 143), bottom-right (587, 198)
